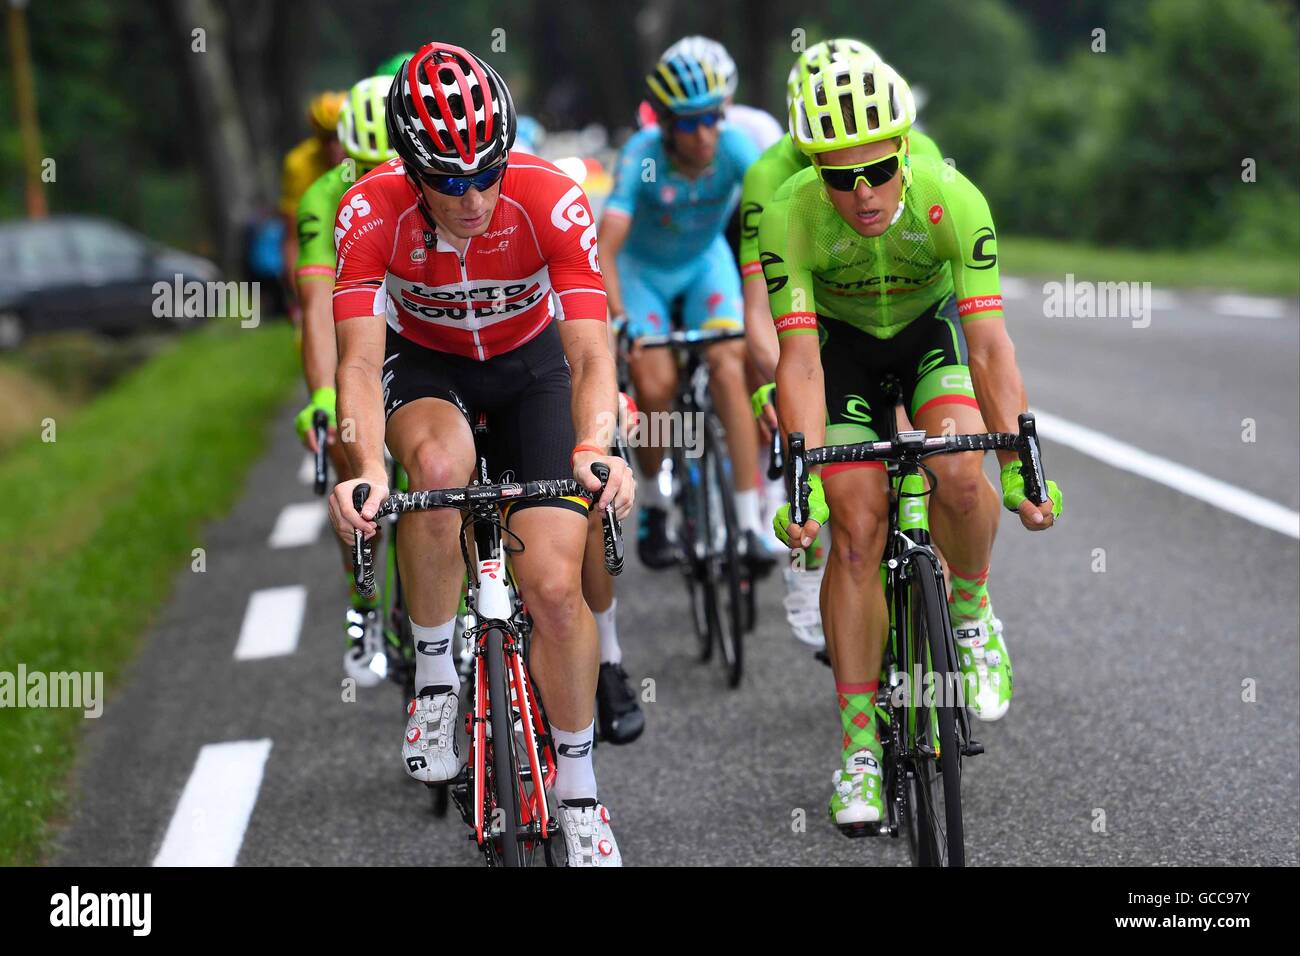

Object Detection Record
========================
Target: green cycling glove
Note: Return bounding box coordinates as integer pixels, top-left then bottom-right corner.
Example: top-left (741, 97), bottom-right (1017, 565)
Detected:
top-left (1000, 460), bottom-right (1062, 518)
top-left (294, 386), bottom-right (337, 440)
top-left (751, 382), bottom-right (775, 421)
top-left (774, 473), bottom-right (830, 548)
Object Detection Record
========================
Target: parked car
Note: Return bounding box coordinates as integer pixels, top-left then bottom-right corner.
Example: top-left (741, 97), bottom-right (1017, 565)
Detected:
top-left (0, 216), bottom-right (221, 349)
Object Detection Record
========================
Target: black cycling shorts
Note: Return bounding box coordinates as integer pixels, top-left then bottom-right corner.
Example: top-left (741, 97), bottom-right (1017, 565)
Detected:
top-left (819, 296), bottom-right (978, 474)
top-left (382, 321), bottom-right (588, 517)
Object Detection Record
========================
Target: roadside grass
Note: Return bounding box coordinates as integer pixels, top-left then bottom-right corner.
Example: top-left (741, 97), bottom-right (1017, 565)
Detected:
top-left (0, 320), bottom-right (298, 864)
top-left (1001, 236), bottom-right (1300, 297)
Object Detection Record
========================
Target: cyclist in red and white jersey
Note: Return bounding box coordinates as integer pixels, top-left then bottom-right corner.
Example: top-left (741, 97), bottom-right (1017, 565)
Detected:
top-left (327, 42), bottom-right (633, 866)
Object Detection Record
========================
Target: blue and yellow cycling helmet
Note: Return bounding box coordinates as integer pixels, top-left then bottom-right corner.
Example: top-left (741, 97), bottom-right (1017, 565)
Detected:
top-left (646, 43), bottom-right (727, 116)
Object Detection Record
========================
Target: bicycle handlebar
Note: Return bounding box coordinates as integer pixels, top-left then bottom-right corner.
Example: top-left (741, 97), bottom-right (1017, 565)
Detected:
top-left (787, 412), bottom-right (1048, 527)
top-left (312, 410), bottom-right (328, 496)
top-left (350, 465), bottom-right (624, 600)
top-left (633, 327), bottom-right (747, 351)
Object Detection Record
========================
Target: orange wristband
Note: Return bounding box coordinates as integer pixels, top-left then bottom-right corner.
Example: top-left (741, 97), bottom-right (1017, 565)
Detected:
top-left (571, 443), bottom-right (605, 465)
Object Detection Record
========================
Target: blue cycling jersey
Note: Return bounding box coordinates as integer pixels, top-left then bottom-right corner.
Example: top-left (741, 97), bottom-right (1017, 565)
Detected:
top-left (604, 124), bottom-right (759, 267)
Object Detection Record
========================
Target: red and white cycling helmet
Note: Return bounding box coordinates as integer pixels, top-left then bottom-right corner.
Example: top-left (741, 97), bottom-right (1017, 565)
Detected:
top-left (386, 42), bottom-right (516, 177)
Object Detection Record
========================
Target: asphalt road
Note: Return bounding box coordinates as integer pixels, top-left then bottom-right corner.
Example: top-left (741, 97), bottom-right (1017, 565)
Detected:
top-left (51, 285), bottom-right (1300, 866)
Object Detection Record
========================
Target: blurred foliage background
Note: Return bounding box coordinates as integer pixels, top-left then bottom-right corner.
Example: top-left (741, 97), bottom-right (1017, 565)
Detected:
top-left (2, 0), bottom-right (1297, 262)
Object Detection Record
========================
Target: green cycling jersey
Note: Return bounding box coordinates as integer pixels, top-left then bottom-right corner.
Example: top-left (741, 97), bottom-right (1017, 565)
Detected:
top-left (295, 162), bottom-right (355, 282)
top-left (758, 152), bottom-right (1003, 341)
top-left (738, 130), bottom-right (942, 277)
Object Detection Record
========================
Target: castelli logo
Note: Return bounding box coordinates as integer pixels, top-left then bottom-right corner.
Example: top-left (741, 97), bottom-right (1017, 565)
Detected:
top-left (928, 204), bottom-right (944, 224)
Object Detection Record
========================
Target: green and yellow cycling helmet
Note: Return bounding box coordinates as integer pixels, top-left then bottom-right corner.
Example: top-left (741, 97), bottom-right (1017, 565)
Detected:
top-left (785, 38), bottom-right (879, 111)
top-left (789, 51), bottom-right (915, 155)
top-left (337, 75), bottom-right (396, 170)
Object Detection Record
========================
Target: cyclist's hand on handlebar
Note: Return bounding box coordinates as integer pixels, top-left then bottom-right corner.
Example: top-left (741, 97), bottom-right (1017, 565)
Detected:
top-left (294, 387), bottom-right (337, 451)
top-left (774, 473), bottom-right (829, 549)
top-left (1000, 462), bottom-right (1062, 531)
top-left (574, 451), bottom-right (635, 520)
top-left (328, 474), bottom-right (388, 545)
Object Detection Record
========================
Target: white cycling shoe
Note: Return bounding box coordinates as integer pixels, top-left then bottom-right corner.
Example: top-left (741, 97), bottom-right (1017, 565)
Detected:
top-left (782, 564), bottom-right (825, 648)
top-left (401, 689), bottom-right (463, 782)
top-left (954, 616), bottom-right (1012, 722)
top-left (556, 800), bottom-right (622, 867)
top-left (343, 607), bottom-right (386, 687)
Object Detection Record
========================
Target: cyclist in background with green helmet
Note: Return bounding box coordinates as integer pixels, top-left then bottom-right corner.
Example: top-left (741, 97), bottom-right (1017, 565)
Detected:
top-left (293, 74), bottom-right (397, 686)
top-left (743, 40), bottom-right (944, 650)
top-left (761, 51), bottom-right (1061, 830)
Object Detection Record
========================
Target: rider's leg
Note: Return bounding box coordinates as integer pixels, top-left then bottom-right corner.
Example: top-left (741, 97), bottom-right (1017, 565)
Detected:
top-left (386, 398), bottom-right (478, 692)
top-left (911, 400), bottom-right (1000, 616)
top-left (686, 237), bottom-right (764, 542)
top-left (582, 510), bottom-right (617, 657)
top-left (509, 505), bottom-right (601, 802)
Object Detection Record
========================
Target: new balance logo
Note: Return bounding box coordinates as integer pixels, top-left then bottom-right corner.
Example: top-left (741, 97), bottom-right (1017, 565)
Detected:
top-left (417, 638), bottom-right (450, 656)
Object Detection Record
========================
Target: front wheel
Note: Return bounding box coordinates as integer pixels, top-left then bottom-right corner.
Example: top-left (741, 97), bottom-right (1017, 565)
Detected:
top-left (703, 416), bottom-right (745, 688)
top-left (900, 558), bottom-right (965, 866)
top-left (486, 626), bottom-right (525, 866)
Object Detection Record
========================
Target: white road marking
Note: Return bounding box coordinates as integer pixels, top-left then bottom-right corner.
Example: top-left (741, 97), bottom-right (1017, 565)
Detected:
top-left (234, 586), bottom-right (306, 660)
top-left (153, 739), bottom-right (273, 866)
top-left (268, 501), bottom-right (328, 548)
top-left (297, 453), bottom-right (315, 485)
top-left (1212, 295), bottom-right (1288, 319)
top-left (1035, 410), bottom-right (1300, 540)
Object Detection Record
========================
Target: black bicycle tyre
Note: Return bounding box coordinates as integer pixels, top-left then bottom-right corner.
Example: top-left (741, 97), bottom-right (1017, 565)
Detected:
top-left (676, 446), bottom-right (718, 662)
top-left (704, 416), bottom-right (745, 688)
top-left (903, 559), bottom-right (965, 867)
top-left (487, 626), bottom-right (525, 867)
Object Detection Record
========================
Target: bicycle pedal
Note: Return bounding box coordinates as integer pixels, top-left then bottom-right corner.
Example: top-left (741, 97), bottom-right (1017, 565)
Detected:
top-left (836, 820), bottom-right (885, 839)
top-left (963, 738), bottom-right (985, 757)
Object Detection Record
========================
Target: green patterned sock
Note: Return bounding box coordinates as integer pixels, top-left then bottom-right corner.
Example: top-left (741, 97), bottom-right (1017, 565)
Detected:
top-left (948, 564), bottom-right (989, 622)
top-left (837, 681), bottom-right (882, 763)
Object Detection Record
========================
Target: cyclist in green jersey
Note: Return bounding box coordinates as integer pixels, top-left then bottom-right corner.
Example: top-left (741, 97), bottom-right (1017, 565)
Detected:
top-left (740, 39), bottom-right (945, 650)
top-left (294, 74), bottom-right (397, 685)
top-left (761, 51), bottom-right (1062, 829)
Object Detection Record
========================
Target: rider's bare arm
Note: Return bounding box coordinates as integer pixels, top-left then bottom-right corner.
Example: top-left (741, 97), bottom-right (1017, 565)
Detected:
top-left (299, 278), bottom-right (337, 394)
top-left (334, 313), bottom-right (388, 480)
top-left (596, 211), bottom-right (631, 318)
top-left (963, 317), bottom-right (1028, 468)
top-left (743, 278), bottom-right (779, 382)
top-left (774, 330), bottom-right (827, 454)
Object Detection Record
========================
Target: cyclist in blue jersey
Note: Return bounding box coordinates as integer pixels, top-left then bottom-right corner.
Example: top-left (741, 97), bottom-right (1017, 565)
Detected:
top-left (598, 43), bottom-right (770, 571)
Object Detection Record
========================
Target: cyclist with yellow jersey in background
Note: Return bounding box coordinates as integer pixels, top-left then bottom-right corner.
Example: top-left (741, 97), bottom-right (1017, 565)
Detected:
top-left (598, 43), bottom-right (771, 573)
top-left (761, 51), bottom-right (1061, 829)
top-left (293, 75), bottom-right (397, 685)
top-left (280, 91), bottom-right (346, 322)
top-left (742, 40), bottom-right (944, 649)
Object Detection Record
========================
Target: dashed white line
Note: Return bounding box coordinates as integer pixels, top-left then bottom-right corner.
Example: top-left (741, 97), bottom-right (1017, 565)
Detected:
top-left (1212, 295), bottom-right (1288, 319)
top-left (297, 453), bottom-right (315, 486)
top-left (1035, 410), bottom-right (1300, 540)
top-left (234, 586), bottom-right (306, 660)
top-left (153, 739), bottom-right (273, 866)
top-left (268, 501), bottom-right (328, 549)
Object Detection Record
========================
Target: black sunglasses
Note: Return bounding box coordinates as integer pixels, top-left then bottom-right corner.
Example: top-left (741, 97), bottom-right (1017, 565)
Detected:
top-left (817, 146), bottom-right (907, 192)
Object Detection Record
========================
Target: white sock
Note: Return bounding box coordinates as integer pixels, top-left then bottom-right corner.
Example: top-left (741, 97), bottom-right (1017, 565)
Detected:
top-left (648, 466), bottom-right (672, 508)
top-left (594, 600), bottom-right (621, 665)
top-left (553, 721), bottom-right (597, 805)
top-left (411, 617), bottom-right (459, 696)
top-left (735, 488), bottom-right (762, 535)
